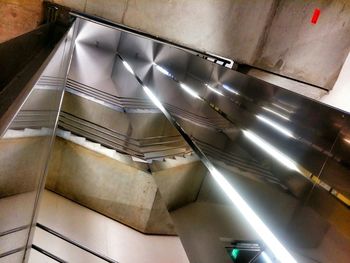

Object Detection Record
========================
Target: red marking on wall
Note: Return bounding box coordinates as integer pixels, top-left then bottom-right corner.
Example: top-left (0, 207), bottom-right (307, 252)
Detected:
top-left (311, 8), bottom-right (321, 24)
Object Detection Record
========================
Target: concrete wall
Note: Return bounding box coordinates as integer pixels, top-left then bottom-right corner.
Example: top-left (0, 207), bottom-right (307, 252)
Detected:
top-left (151, 161), bottom-right (207, 212)
top-left (46, 136), bottom-right (208, 235)
top-left (0, 0), bottom-right (44, 43)
top-left (46, 136), bottom-right (177, 235)
top-left (0, 137), bottom-right (49, 197)
top-left (321, 51), bottom-right (350, 113)
top-left (253, 0), bottom-right (350, 90)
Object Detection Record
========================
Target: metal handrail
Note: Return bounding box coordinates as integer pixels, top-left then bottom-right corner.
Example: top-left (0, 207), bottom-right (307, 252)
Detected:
top-left (36, 223), bottom-right (119, 263)
top-left (32, 244), bottom-right (68, 263)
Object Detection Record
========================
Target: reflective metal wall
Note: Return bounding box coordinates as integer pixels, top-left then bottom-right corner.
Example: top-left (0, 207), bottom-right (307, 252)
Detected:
top-left (123, 35), bottom-right (350, 263)
top-left (67, 18), bottom-right (350, 263)
top-left (23, 16), bottom-right (350, 263)
top-left (0, 23), bottom-right (76, 262)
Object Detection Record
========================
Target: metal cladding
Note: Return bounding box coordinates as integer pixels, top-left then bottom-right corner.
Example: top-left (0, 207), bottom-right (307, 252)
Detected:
top-left (1, 13), bottom-right (350, 262)
top-left (0, 21), bottom-right (76, 261)
top-left (62, 18), bottom-right (350, 263)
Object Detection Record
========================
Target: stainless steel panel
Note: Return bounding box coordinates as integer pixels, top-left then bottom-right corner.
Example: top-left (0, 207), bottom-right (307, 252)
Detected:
top-left (0, 22), bottom-right (76, 262)
top-left (66, 18), bottom-right (350, 263)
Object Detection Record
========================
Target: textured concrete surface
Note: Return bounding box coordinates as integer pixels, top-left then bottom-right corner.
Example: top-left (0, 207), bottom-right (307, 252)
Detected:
top-left (46, 137), bottom-right (177, 234)
top-left (0, 0), bottom-right (44, 43)
top-left (45, 136), bottom-right (207, 235)
top-left (321, 52), bottom-right (350, 113)
top-left (152, 161), bottom-right (207, 211)
top-left (144, 189), bottom-right (176, 234)
top-left (85, 0), bottom-right (127, 21)
top-left (254, 0), bottom-right (350, 89)
top-left (52, 0), bottom-right (86, 11)
top-left (0, 137), bottom-right (49, 197)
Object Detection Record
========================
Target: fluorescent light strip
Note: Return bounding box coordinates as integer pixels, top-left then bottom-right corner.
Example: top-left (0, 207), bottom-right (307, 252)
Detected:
top-left (222, 84), bottom-right (239, 95)
top-left (272, 103), bottom-right (294, 114)
top-left (243, 130), bottom-right (300, 172)
top-left (262, 107), bottom-right (289, 121)
top-left (124, 59), bottom-right (296, 263)
top-left (210, 166), bottom-right (297, 263)
top-left (180, 83), bottom-right (201, 100)
top-left (205, 84), bottom-right (223, 96)
top-left (122, 61), bottom-right (134, 75)
top-left (257, 115), bottom-right (294, 138)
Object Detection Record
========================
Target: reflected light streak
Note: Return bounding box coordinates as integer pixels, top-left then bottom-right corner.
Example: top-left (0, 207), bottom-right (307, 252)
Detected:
top-left (222, 84), bottom-right (239, 95)
top-left (142, 86), bottom-right (167, 113)
top-left (205, 84), bottom-right (224, 96)
top-left (243, 130), bottom-right (300, 172)
top-left (257, 115), bottom-right (294, 138)
top-left (122, 61), bottom-right (134, 75)
top-left (262, 107), bottom-right (289, 121)
top-left (261, 251), bottom-right (273, 263)
top-left (210, 166), bottom-right (297, 263)
top-left (153, 63), bottom-right (172, 77)
top-left (180, 83), bottom-right (202, 100)
top-left (344, 138), bottom-right (350, 144)
top-left (272, 103), bottom-right (294, 114)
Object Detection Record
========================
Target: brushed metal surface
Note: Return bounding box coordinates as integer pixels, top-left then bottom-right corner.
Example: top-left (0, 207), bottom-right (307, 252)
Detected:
top-left (65, 18), bottom-right (350, 263)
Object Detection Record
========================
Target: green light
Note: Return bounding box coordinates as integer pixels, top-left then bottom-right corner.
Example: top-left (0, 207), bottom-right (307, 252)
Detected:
top-left (231, 248), bottom-right (240, 259)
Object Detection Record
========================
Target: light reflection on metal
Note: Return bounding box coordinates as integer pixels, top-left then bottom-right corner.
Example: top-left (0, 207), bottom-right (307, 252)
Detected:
top-left (272, 103), bottom-right (295, 114)
top-left (222, 84), bottom-right (239, 95)
top-left (142, 86), bottom-right (167, 113)
top-left (257, 115), bottom-right (295, 138)
top-left (262, 107), bottom-right (290, 121)
top-left (150, 59), bottom-right (347, 211)
top-left (153, 62), bottom-right (172, 77)
top-left (120, 58), bottom-right (297, 263)
top-left (205, 84), bottom-right (224, 96)
top-left (344, 138), bottom-right (350, 144)
top-left (116, 55), bottom-right (350, 211)
top-left (180, 83), bottom-right (202, 100)
top-left (122, 61), bottom-right (134, 75)
top-left (210, 166), bottom-right (297, 263)
top-left (153, 63), bottom-right (202, 100)
top-left (243, 130), bottom-right (300, 173)
top-left (261, 251), bottom-right (273, 263)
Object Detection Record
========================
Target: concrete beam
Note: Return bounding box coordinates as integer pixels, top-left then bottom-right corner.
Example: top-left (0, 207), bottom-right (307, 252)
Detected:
top-left (46, 137), bottom-right (176, 234)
